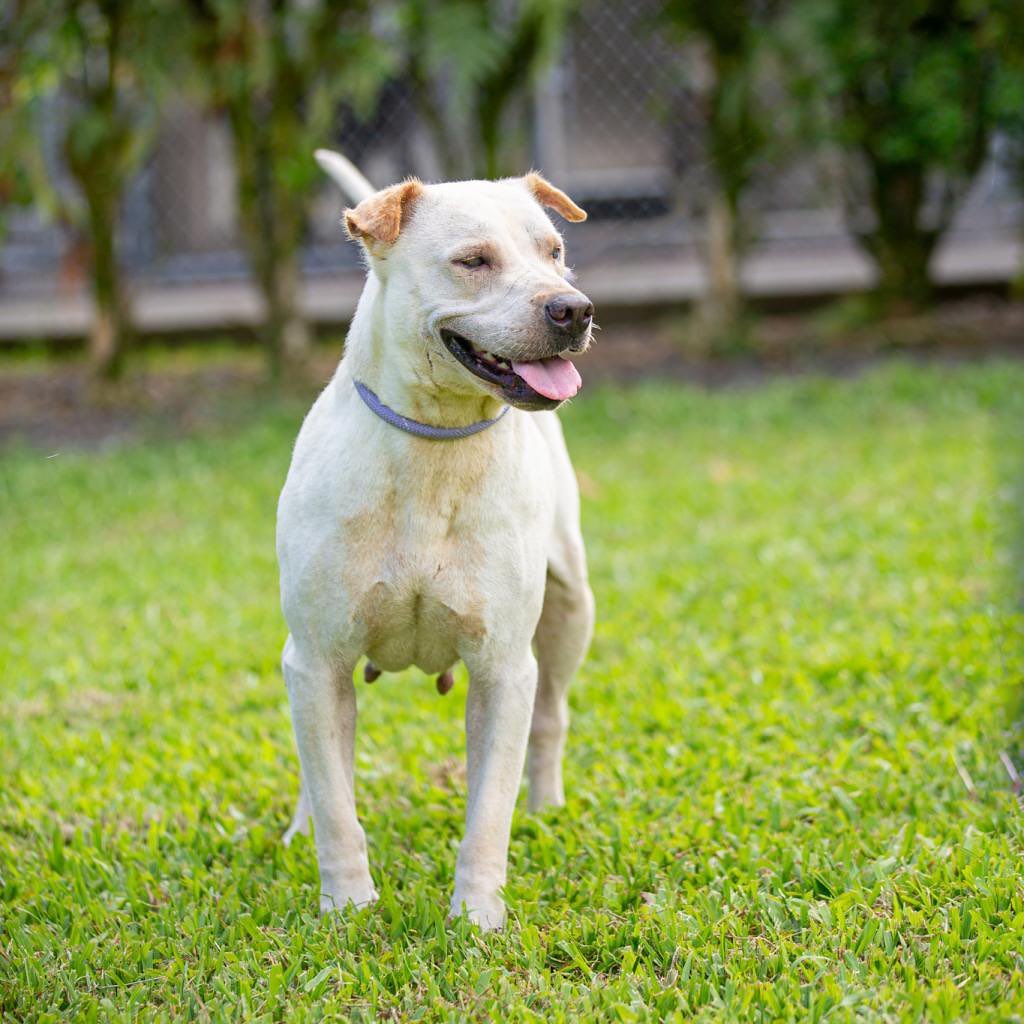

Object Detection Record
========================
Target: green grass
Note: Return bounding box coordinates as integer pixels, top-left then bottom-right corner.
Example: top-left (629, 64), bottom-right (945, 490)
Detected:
top-left (2, 360), bottom-right (1023, 1022)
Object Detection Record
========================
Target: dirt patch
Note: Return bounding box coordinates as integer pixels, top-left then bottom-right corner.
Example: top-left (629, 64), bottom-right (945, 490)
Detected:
top-left (0, 354), bottom-right (293, 451)
top-left (2, 298), bottom-right (1022, 451)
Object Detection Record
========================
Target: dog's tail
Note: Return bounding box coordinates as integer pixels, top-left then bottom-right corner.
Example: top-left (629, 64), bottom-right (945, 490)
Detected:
top-left (314, 148), bottom-right (376, 204)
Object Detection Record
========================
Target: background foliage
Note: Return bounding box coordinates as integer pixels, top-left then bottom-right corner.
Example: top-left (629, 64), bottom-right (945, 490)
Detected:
top-left (782, 0), bottom-right (1019, 310)
top-left (1, 0), bottom-right (1022, 378)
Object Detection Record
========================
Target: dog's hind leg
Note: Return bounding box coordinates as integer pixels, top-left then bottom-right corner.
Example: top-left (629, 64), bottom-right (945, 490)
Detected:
top-left (526, 414), bottom-right (595, 812)
top-left (283, 775), bottom-right (312, 846)
top-left (528, 557), bottom-right (594, 812)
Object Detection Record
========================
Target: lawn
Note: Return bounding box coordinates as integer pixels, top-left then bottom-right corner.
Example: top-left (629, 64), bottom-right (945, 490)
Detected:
top-left (2, 359), bottom-right (1023, 1022)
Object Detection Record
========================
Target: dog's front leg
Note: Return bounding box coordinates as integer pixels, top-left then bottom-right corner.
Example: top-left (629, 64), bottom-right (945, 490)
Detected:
top-left (451, 650), bottom-right (538, 930)
top-left (282, 636), bottom-right (377, 914)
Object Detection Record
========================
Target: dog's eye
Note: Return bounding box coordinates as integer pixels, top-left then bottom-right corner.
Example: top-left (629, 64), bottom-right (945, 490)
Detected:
top-left (551, 247), bottom-right (562, 261)
top-left (457, 255), bottom-right (487, 269)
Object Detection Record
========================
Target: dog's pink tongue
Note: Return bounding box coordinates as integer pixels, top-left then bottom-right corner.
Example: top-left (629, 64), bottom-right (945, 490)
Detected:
top-left (511, 357), bottom-right (582, 400)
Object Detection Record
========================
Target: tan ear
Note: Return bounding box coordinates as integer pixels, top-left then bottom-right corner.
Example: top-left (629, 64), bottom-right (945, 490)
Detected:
top-left (344, 179), bottom-right (424, 245)
top-left (523, 172), bottom-right (587, 223)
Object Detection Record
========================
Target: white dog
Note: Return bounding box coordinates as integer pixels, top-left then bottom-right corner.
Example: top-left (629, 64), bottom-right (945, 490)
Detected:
top-left (276, 149), bottom-right (595, 930)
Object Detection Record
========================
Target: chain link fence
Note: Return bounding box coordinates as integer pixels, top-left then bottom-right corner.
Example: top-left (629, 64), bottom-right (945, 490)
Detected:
top-left (0, 0), bottom-right (1019, 306)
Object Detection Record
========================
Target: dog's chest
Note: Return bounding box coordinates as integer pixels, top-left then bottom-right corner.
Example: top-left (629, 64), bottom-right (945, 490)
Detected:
top-left (340, 496), bottom-right (498, 675)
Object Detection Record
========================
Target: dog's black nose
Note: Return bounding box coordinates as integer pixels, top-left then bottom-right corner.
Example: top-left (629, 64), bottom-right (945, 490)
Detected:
top-left (545, 294), bottom-right (594, 337)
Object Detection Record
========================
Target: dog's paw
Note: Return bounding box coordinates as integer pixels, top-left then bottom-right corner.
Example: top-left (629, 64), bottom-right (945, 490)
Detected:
top-left (527, 784), bottom-right (565, 813)
top-left (319, 884), bottom-right (378, 916)
top-left (449, 891), bottom-right (506, 932)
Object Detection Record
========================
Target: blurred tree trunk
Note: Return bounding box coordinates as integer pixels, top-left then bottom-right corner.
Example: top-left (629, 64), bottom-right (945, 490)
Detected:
top-left (61, 2), bottom-right (135, 382)
top-left (660, 6), bottom-right (767, 348)
top-left (81, 180), bottom-right (131, 379)
top-left (785, 0), bottom-right (1004, 315)
top-left (691, 43), bottom-right (755, 346)
top-left (7, 0), bottom-right (173, 381)
top-left (855, 160), bottom-right (936, 311)
top-left (404, 7), bottom-right (466, 179)
top-left (475, 6), bottom-right (548, 179)
top-left (700, 187), bottom-right (742, 339)
top-left (230, 103), bottom-right (310, 382)
top-left (184, 0), bottom-right (388, 382)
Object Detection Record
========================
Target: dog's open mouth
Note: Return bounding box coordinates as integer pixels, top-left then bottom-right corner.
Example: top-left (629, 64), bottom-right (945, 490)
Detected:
top-left (441, 330), bottom-right (581, 410)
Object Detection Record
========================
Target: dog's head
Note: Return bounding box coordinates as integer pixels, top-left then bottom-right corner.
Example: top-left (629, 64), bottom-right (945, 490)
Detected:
top-left (344, 174), bottom-right (593, 411)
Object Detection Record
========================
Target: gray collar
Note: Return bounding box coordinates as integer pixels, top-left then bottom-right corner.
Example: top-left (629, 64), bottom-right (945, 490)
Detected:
top-left (354, 380), bottom-right (509, 440)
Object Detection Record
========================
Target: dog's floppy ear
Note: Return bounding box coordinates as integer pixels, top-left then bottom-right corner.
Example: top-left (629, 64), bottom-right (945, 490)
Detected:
top-left (522, 172), bottom-right (587, 223)
top-left (344, 179), bottom-right (424, 245)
